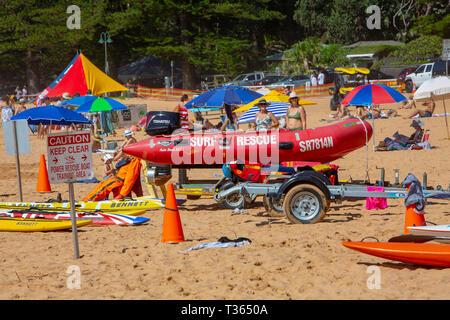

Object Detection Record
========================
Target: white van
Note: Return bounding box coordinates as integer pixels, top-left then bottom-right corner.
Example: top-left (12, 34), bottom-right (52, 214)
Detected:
top-left (405, 60), bottom-right (450, 92)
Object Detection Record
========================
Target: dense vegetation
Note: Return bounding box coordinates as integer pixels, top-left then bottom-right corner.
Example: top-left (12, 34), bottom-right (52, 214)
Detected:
top-left (0, 0), bottom-right (448, 93)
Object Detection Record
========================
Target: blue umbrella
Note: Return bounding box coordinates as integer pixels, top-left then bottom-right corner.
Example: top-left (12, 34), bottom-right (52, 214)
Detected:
top-left (237, 101), bottom-right (290, 124)
top-left (60, 95), bottom-right (96, 107)
top-left (185, 86), bottom-right (263, 108)
top-left (11, 105), bottom-right (91, 125)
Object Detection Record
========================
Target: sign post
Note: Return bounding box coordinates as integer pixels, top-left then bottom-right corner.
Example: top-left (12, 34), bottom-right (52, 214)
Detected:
top-left (3, 119), bottom-right (30, 201)
top-left (443, 39), bottom-right (450, 76)
top-left (47, 130), bottom-right (93, 259)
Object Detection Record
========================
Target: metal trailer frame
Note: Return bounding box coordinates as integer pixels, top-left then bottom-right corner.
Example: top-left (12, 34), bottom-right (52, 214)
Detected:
top-left (212, 170), bottom-right (450, 224)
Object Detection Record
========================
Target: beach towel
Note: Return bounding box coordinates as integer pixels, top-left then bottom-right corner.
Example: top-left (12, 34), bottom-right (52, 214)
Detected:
top-left (402, 173), bottom-right (425, 212)
top-left (179, 237), bottom-right (251, 253)
top-left (366, 186), bottom-right (387, 210)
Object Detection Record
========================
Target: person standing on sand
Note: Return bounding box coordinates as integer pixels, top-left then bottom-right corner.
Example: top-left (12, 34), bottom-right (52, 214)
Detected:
top-left (173, 94), bottom-right (190, 130)
top-left (286, 92), bottom-right (307, 131)
top-left (1, 95), bottom-right (14, 126)
top-left (317, 70), bottom-right (325, 86)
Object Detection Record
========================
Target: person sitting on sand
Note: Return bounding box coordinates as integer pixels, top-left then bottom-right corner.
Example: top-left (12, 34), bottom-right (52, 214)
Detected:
top-left (103, 154), bottom-right (116, 179)
top-left (399, 95), bottom-right (415, 109)
top-left (377, 119), bottom-right (425, 151)
top-left (406, 98), bottom-right (435, 118)
top-left (113, 130), bottom-right (137, 162)
top-left (330, 103), bottom-right (350, 119)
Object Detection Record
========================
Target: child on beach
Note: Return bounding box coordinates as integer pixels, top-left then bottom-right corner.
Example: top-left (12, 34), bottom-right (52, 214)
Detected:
top-left (103, 154), bottom-right (116, 179)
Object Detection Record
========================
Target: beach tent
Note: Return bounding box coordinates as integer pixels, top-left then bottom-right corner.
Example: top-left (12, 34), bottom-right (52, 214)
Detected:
top-left (38, 53), bottom-right (128, 99)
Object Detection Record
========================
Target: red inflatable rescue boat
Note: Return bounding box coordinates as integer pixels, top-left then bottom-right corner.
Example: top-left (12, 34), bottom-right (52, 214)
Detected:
top-left (124, 119), bottom-right (373, 166)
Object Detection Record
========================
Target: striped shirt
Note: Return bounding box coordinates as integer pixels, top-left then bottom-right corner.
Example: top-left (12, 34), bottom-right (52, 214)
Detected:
top-left (179, 105), bottom-right (189, 129)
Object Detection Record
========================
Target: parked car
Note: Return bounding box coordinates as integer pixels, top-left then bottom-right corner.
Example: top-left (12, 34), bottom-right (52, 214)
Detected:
top-left (397, 67), bottom-right (417, 84)
top-left (200, 74), bottom-right (229, 91)
top-left (256, 75), bottom-right (285, 86)
top-left (269, 74), bottom-right (311, 88)
top-left (225, 71), bottom-right (267, 87)
top-left (368, 69), bottom-right (394, 81)
top-left (404, 60), bottom-right (450, 93)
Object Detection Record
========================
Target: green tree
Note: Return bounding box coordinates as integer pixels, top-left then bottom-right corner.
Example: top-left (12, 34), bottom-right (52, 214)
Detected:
top-left (139, 0), bottom-right (285, 89)
top-left (389, 35), bottom-right (443, 64)
top-left (282, 37), bottom-right (321, 74)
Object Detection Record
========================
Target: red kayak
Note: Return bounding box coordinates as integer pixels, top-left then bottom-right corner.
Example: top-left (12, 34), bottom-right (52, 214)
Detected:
top-left (342, 241), bottom-right (450, 267)
top-left (124, 119), bottom-right (373, 166)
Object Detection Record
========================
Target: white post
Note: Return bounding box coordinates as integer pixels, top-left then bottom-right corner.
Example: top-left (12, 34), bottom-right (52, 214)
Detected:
top-left (12, 121), bottom-right (23, 201)
top-left (68, 182), bottom-right (80, 259)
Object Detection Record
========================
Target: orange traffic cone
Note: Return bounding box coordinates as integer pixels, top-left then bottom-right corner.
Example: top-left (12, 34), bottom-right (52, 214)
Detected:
top-left (37, 154), bottom-right (52, 192)
top-left (404, 204), bottom-right (426, 234)
top-left (161, 183), bottom-right (184, 243)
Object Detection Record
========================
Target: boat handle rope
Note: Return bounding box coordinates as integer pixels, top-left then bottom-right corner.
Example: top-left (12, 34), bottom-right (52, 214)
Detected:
top-left (360, 236), bottom-right (379, 242)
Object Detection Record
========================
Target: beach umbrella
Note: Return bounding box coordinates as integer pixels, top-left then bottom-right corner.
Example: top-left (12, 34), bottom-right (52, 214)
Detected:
top-left (184, 86), bottom-right (263, 108)
top-left (60, 94), bottom-right (96, 107)
top-left (340, 83), bottom-right (406, 106)
top-left (75, 97), bottom-right (128, 113)
top-left (37, 53), bottom-right (128, 99)
top-left (413, 76), bottom-right (450, 139)
top-left (237, 101), bottom-right (291, 124)
top-left (11, 105), bottom-right (91, 126)
top-left (340, 84), bottom-right (407, 152)
top-left (235, 90), bottom-right (316, 113)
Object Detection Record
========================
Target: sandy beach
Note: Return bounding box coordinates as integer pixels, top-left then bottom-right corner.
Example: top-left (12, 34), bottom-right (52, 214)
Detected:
top-left (0, 96), bottom-right (449, 300)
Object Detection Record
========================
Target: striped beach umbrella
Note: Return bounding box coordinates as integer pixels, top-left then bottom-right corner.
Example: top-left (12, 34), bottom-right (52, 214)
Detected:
top-left (237, 101), bottom-right (290, 124)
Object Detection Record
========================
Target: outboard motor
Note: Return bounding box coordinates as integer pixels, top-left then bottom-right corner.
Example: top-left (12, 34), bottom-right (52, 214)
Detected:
top-left (145, 111), bottom-right (181, 136)
top-left (146, 163), bottom-right (172, 186)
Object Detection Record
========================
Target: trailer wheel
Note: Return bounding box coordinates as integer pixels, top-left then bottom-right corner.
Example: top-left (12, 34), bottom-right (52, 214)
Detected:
top-left (218, 181), bottom-right (246, 210)
top-left (263, 195), bottom-right (284, 217)
top-left (405, 80), bottom-right (413, 93)
top-left (283, 184), bottom-right (327, 224)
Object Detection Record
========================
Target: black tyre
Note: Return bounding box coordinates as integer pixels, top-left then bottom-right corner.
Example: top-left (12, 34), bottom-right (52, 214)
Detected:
top-left (283, 184), bottom-right (327, 224)
top-left (405, 80), bottom-right (413, 93)
top-left (329, 98), bottom-right (338, 111)
top-left (218, 181), bottom-right (246, 210)
top-left (263, 195), bottom-right (284, 217)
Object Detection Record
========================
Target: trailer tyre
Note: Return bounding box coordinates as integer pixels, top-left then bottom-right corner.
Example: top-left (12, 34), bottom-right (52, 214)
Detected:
top-left (283, 184), bottom-right (327, 224)
top-left (405, 80), bottom-right (413, 93)
top-left (218, 181), bottom-right (246, 210)
top-left (263, 195), bottom-right (284, 217)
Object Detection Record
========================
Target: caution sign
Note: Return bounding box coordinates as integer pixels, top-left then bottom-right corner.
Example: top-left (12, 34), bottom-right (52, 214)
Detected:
top-left (47, 130), bottom-right (94, 183)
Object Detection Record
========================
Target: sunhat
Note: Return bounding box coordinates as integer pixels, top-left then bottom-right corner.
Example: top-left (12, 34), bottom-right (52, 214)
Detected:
top-left (256, 98), bottom-right (270, 106)
top-left (410, 119), bottom-right (424, 127)
top-left (62, 92), bottom-right (71, 100)
top-left (103, 154), bottom-right (113, 163)
top-left (288, 92), bottom-right (299, 100)
top-left (124, 130), bottom-right (133, 136)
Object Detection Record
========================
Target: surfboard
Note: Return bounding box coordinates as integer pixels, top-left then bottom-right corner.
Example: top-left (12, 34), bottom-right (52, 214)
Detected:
top-left (0, 217), bottom-right (92, 232)
top-left (0, 210), bottom-right (149, 226)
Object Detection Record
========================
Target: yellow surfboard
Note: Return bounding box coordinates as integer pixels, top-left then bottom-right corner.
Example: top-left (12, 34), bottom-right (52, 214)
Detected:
top-left (0, 217), bottom-right (92, 232)
top-left (0, 198), bottom-right (165, 212)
